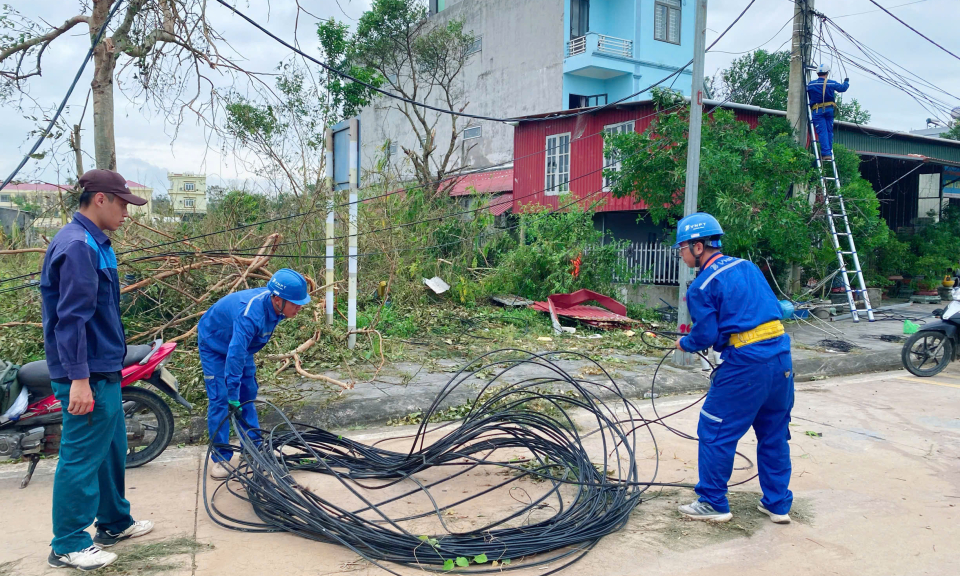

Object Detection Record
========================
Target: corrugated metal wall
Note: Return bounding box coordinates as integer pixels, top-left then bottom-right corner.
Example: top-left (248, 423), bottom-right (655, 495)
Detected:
top-left (838, 129), bottom-right (960, 163)
top-left (514, 105), bottom-right (662, 214)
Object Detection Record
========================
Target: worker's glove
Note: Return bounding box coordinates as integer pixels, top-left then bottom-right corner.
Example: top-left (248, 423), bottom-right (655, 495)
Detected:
top-left (843, 77), bottom-right (849, 83)
top-left (228, 399), bottom-right (242, 415)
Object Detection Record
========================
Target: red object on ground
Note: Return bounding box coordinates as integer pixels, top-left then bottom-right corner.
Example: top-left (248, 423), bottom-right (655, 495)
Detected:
top-left (530, 289), bottom-right (639, 330)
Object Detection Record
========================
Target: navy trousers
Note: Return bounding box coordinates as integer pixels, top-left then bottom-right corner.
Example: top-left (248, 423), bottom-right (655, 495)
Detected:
top-left (198, 346), bottom-right (260, 462)
top-left (51, 379), bottom-right (134, 554)
top-left (812, 108), bottom-right (836, 158)
top-left (695, 350), bottom-right (795, 514)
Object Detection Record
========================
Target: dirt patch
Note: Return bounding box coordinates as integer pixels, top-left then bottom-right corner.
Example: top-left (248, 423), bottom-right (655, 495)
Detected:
top-left (0, 559), bottom-right (20, 576)
top-left (100, 536), bottom-right (212, 575)
top-left (622, 490), bottom-right (814, 550)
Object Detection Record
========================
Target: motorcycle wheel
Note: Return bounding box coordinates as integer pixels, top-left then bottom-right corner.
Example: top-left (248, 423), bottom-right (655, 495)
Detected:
top-left (122, 387), bottom-right (175, 468)
top-left (901, 331), bottom-right (953, 377)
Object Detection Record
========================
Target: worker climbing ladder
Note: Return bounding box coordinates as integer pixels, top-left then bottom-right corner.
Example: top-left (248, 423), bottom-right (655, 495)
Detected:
top-left (805, 75), bottom-right (874, 322)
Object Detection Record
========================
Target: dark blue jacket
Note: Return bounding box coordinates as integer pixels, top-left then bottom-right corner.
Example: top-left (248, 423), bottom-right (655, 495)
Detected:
top-left (806, 77), bottom-right (849, 109)
top-left (679, 254), bottom-right (790, 363)
top-left (40, 213), bottom-right (126, 380)
top-left (197, 288), bottom-right (283, 401)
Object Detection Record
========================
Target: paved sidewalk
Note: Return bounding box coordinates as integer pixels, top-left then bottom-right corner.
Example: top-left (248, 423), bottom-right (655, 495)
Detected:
top-left (2, 364), bottom-right (958, 575)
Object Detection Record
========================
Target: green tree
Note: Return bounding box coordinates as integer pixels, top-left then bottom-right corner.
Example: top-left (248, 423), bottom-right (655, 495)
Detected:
top-left (713, 50), bottom-right (871, 123)
top-left (604, 89), bottom-right (888, 283)
top-left (320, 0), bottom-right (476, 192)
top-left (944, 121), bottom-right (960, 141)
top-left (712, 49), bottom-right (790, 111)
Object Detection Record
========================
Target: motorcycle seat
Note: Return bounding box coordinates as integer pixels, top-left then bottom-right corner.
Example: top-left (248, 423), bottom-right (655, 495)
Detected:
top-left (17, 345), bottom-right (156, 399)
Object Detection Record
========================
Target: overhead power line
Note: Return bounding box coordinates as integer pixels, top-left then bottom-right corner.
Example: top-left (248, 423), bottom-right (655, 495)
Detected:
top-left (0, 0), bottom-right (125, 192)
top-left (864, 0), bottom-right (960, 63)
top-left (214, 0), bottom-right (758, 124)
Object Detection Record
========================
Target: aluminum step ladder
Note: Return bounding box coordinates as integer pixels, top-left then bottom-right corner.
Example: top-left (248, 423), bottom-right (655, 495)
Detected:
top-left (805, 78), bottom-right (874, 322)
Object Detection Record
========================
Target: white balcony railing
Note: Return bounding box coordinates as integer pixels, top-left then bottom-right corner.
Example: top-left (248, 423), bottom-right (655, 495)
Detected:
top-left (567, 35), bottom-right (586, 56)
top-left (567, 34), bottom-right (633, 59)
top-left (598, 35), bottom-right (633, 59)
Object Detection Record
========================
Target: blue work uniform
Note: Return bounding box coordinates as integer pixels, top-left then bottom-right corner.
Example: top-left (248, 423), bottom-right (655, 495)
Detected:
top-left (806, 77), bottom-right (849, 159)
top-left (197, 288), bottom-right (282, 461)
top-left (679, 254), bottom-right (794, 515)
top-left (40, 212), bottom-right (135, 555)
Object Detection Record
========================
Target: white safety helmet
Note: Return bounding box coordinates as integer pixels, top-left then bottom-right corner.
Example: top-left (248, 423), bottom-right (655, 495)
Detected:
top-left (817, 63), bottom-right (830, 75)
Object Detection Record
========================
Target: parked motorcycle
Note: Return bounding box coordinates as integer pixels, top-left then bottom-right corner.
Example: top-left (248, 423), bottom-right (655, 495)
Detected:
top-left (901, 290), bottom-right (960, 377)
top-left (0, 340), bottom-right (191, 488)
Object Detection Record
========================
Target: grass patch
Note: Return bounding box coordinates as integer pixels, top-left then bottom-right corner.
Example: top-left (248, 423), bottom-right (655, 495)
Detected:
top-left (100, 536), bottom-right (212, 575)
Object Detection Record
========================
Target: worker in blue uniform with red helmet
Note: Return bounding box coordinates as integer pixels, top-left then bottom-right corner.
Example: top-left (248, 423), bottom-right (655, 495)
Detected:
top-left (673, 213), bottom-right (795, 524)
top-left (807, 63), bottom-right (849, 161)
top-left (197, 268), bottom-right (311, 478)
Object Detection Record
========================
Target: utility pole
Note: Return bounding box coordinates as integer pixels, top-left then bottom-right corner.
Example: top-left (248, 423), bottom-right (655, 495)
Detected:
top-left (786, 0), bottom-right (814, 291)
top-left (675, 0), bottom-right (708, 367)
top-left (348, 119), bottom-right (359, 349)
top-left (324, 127), bottom-right (335, 327)
top-left (786, 0), bottom-right (813, 150)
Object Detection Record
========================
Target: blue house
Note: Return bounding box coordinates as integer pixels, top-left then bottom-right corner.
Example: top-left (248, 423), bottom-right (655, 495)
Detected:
top-left (563, 0), bottom-right (694, 109)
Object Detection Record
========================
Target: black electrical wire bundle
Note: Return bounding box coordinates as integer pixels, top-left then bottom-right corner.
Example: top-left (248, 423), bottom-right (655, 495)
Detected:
top-left (204, 350), bottom-right (682, 575)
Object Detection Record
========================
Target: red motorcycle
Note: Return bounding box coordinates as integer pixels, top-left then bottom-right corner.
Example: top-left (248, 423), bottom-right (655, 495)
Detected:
top-left (0, 340), bottom-right (191, 488)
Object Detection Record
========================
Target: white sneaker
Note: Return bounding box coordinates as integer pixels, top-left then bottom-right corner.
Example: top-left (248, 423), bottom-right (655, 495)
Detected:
top-left (208, 459), bottom-right (232, 479)
top-left (94, 519), bottom-right (155, 547)
top-left (678, 500), bottom-right (733, 523)
top-left (758, 504), bottom-right (791, 524)
top-left (48, 545), bottom-right (117, 571)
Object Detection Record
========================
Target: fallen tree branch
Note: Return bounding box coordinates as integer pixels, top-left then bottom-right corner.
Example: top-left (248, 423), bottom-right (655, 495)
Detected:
top-left (0, 248), bottom-right (47, 255)
top-left (0, 321), bottom-right (42, 328)
top-left (293, 352), bottom-right (352, 390)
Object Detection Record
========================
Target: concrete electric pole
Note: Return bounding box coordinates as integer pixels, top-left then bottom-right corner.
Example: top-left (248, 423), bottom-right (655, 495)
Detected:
top-left (785, 0), bottom-right (814, 291)
top-left (786, 0), bottom-right (813, 152)
top-left (675, 0), bottom-right (708, 367)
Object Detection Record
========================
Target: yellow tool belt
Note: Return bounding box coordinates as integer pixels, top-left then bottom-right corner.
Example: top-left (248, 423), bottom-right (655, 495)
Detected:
top-left (729, 320), bottom-right (785, 348)
top-left (811, 102), bottom-right (835, 111)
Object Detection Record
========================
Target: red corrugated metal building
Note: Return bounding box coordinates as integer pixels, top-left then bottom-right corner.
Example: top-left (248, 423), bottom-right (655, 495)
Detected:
top-left (511, 100), bottom-right (762, 215)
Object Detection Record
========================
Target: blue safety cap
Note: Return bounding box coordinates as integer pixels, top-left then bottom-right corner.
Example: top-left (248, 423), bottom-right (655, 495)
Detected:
top-left (674, 212), bottom-right (724, 248)
top-left (267, 268), bottom-right (311, 306)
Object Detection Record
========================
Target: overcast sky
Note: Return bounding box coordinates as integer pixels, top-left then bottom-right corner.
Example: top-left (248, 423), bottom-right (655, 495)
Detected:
top-left (2, 0), bottom-right (958, 196)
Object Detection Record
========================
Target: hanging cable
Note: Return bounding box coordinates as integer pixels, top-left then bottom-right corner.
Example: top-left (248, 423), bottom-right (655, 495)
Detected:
top-left (0, 0), bottom-right (125, 192)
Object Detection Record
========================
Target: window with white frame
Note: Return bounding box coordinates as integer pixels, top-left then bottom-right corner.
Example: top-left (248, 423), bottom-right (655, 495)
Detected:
top-left (183, 182), bottom-right (195, 191)
top-left (544, 133), bottom-right (571, 195)
top-left (0, 194), bottom-right (9, 203)
top-left (463, 126), bottom-right (482, 140)
top-left (603, 121), bottom-right (635, 190)
top-left (465, 36), bottom-right (481, 57)
top-left (184, 198), bottom-right (195, 208)
top-left (654, 0), bottom-right (681, 45)
top-left (388, 140), bottom-right (398, 157)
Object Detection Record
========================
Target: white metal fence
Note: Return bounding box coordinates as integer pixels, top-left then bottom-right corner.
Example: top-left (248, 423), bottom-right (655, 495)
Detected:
top-left (567, 35), bottom-right (586, 56)
top-left (597, 35), bottom-right (633, 58)
top-left (614, 241), bottom-right (681, 285)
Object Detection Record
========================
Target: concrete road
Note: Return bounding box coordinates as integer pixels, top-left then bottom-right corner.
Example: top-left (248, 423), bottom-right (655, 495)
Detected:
top-left (1, 366), bottom-right (958, 576)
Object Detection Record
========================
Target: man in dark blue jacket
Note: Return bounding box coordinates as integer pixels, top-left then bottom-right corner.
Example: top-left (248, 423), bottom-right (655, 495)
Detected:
top-left (672, 213), bottom-right (794, 525)
top-left (41, 170), bottom-right (155, 571)
top-left (807, 63), bottom-right (849, 161)
top-left (197, 269), bottom-right (310, 478)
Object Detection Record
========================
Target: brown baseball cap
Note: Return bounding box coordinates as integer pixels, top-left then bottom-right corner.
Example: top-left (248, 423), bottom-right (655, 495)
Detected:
top-left (78, 169), bottom-right (148, 206)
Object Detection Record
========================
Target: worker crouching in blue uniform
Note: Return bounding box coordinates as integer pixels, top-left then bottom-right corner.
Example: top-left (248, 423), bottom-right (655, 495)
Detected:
top-left (197, 269), bottom-right (311, 478)
top-left (673, 213), bottom-right (795, 524)
top-left (807, 63), bottom-right (849, 161)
